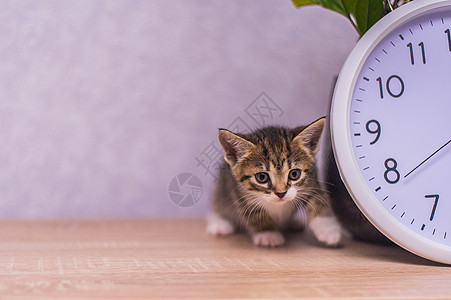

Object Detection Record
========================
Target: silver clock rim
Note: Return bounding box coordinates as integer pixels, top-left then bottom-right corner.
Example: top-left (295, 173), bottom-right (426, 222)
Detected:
top-left (331, 0), bottom-right (451, 264)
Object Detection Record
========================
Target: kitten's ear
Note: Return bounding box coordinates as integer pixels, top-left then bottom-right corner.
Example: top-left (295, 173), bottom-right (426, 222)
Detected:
top-left (292, 117), bottom-right (326, 156)
top-left (218, 129), bottom-right (255, 167)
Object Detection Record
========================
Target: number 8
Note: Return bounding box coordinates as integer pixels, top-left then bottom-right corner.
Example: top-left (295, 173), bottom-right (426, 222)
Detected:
top-left (384, 158), bottom-right (400, 184)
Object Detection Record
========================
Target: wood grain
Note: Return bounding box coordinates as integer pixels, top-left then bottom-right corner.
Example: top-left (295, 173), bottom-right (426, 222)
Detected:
top-left (0, 219), bottom-right (449, 299)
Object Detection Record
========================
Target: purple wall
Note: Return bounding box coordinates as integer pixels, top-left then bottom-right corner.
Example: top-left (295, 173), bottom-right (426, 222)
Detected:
top-left (0, 0), bottom-right (357, 217)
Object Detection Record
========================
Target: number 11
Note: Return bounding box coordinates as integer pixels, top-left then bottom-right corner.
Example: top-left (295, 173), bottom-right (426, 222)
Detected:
top-left (407, 42), bottom-right (426, 64)
top-left (446, 29), bottom-right (451, 52)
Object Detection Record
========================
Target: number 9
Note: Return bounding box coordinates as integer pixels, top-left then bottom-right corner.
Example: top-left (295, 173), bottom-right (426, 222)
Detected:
top-left (366, 120), bottom-right (381, 145)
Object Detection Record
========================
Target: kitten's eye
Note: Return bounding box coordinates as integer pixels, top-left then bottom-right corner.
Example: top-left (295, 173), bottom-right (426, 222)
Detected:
top-left (288, 169), bottom-right (302, 181)
top-left (255, 172), bottom-right (270, 184)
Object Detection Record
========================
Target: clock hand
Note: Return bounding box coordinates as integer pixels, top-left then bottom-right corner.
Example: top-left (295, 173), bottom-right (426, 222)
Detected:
top-left (404, 139), bottom-right (451, 178)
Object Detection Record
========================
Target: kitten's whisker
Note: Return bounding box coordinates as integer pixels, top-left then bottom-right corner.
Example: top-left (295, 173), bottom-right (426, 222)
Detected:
top-left (314, 178), bottom-right (335, 188)
top-left (234, 194), bottom-right (260, 229)
top-left (259, 199), bottom-right (272, 229)
top-left (241, 198), bottom-right (263, 229)
top-left (298, 189), bottom-right (328, 203)
top-left (250, 203), bottom-right (265, 229)
top-left (226, 184), bottom-right (248, 202)
top-left (295, 194), bottom-right (324, 217)
top-left (300, 194), bottom-right (326, 205)
top-left (302, 186), bottom-right (328, 195)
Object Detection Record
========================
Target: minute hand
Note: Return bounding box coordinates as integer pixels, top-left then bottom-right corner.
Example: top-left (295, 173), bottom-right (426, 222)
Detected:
top-left (404, 139), bottom-right (451, 179)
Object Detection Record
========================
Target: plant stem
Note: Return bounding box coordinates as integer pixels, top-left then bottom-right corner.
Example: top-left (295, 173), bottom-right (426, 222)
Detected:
top-left (338, 0), bottom-right (362, 36)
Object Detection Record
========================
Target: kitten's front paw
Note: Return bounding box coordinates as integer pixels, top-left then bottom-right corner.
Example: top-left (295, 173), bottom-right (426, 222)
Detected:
top-left (252, 231), bottom-right (285, 247)
top-left (309, 216), bottom-right (342, 247)
top-left (206, 213), bottom-right (235, 236)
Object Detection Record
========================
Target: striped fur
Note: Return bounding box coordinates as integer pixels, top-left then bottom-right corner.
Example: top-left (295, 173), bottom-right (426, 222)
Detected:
top-left (208, 117), bottom-right (340, 247)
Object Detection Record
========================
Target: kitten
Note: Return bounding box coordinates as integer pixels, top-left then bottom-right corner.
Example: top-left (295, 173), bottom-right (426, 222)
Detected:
top-left (206, 117), bottom-right (342, 247)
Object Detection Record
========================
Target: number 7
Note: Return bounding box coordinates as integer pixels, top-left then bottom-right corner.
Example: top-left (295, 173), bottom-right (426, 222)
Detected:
top-left (425, 194), bottom-right (439, 221)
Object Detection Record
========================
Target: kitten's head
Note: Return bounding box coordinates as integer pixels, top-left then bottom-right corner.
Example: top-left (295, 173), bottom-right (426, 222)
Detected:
top-left (218, 118), bottom-right (325, 205)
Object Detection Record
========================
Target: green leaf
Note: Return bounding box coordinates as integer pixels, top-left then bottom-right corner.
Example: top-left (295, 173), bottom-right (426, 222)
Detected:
top-left (354, 0), bottom-right (384, 35)
top-left (291, 0), bottom-right (346, 16)
top-left (342, 0), bottom-right (358, 15)
top-left (291, 0), bottom-right (384, 36)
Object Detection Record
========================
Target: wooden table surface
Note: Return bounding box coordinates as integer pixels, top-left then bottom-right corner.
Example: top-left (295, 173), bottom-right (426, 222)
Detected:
top-left (0, 218), bottom-right (450, 299)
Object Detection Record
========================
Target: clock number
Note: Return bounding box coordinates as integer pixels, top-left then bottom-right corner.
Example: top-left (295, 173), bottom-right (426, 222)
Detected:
top-left (376, 77), bottom-right (384, 99)
top-left (425, 194), bottom-right (439, 221)
top-left (365, 120), bottom-right (381, 145)
top-left (407, 43), bottom-right (414, 65)
top-left (384, 158), bottom-right (400, 184)
top-left (376, 75), bottom-right (404, 99)
top-left (445, 29), bottom-right (451, 52)
top-left (407, 42), bottom-right (426, 65)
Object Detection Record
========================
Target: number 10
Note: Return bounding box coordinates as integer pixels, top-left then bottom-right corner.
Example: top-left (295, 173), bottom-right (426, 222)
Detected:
top-left (376, 75), bottom-right (405, 99)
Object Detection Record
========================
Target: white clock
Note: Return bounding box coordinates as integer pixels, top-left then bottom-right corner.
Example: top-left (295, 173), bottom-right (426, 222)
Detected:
top-left (331, 0), bottom-right (451, 264)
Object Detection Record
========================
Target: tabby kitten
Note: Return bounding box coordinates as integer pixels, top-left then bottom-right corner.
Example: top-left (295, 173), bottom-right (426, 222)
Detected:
top-left (207, 117), bottom-right (342, 247)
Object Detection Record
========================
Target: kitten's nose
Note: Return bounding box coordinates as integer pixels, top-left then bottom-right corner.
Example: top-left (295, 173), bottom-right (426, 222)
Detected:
top-left (275, 191), bottom-right (287, 199)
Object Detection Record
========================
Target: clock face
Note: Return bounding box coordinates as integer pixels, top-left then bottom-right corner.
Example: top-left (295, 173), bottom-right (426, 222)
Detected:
top-left (332, 0), bottom-right (451, 263)
top-left (350, 9), bottom-right (451, 246)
